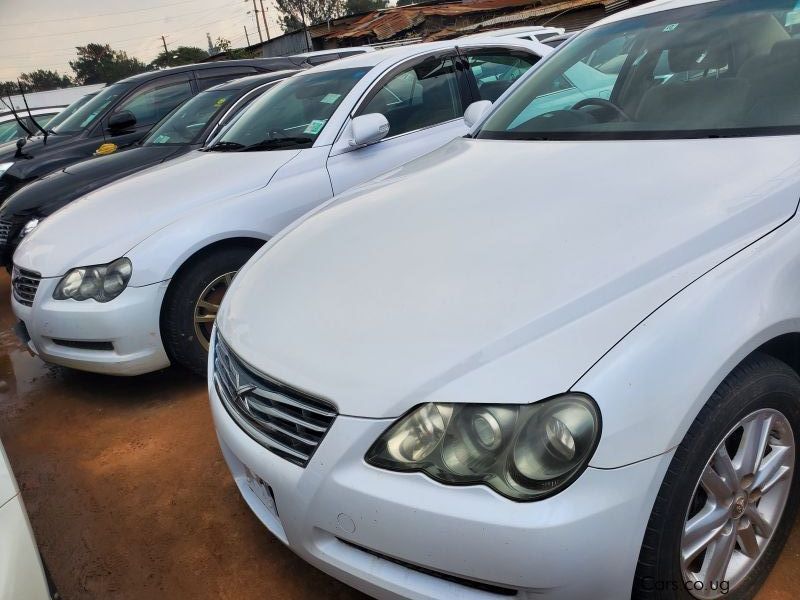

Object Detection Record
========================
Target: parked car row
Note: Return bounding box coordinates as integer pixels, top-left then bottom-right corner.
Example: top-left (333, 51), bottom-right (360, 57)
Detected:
top-left (6, 1), bottom-right (800, 599)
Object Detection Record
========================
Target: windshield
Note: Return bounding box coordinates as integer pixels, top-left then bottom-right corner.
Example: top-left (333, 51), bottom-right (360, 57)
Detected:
top-left (45, 92), bottom-right (97, 131)
top-left (209, 67), bottom-right (370, 152)
top-left (144, 89), bottom-right (237, 146)
top-left (478, 0), bottom-right (800, 140)
top-left (52, 84), bottom-right (129, 134)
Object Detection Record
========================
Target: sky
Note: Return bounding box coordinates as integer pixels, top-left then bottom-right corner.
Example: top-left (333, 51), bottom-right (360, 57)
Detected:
top-left (0, 0), bottom-right (285, 81)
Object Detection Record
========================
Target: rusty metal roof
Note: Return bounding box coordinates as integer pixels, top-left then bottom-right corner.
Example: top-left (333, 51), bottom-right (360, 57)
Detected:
top-left (321, 0), bottom-right (611, 41)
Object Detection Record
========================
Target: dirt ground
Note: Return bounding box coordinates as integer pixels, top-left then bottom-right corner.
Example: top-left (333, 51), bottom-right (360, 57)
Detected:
top-left (0, 270), bottom-right (798, 600)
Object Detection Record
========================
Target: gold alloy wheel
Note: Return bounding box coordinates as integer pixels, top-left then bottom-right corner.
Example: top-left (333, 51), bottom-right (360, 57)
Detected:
top-left (193, 271), bottom-right (236, 351)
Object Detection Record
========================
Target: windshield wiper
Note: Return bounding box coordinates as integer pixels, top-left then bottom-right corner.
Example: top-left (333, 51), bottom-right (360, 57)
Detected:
top-left (241, 137), bottom-right (313, 151)
top-left (206, 140), bottom-right (245, 152)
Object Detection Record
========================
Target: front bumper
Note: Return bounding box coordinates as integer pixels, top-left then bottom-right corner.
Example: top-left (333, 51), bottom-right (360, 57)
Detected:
top-left (210, 381), bottom-right (673, 600)
top-left (11, 273), bottom-right (171, 376)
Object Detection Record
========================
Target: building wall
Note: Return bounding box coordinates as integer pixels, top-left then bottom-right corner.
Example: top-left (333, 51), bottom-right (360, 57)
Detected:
top-left (257, 30), bottom-right (312, 57)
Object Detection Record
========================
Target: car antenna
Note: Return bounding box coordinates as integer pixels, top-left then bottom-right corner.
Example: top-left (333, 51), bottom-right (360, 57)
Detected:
top-left (0, 94), bottom-right (34, 137)
top-left (17, 80), bottom-right (48, 143)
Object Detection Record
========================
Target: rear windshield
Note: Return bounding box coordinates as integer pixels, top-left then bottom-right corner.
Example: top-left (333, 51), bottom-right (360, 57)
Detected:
top-left (52, 84), bottom-right (128, 134)
top-left (478, 0), bottom-right (800, 140)
top-left (144, 89), bottom-right (238, 146)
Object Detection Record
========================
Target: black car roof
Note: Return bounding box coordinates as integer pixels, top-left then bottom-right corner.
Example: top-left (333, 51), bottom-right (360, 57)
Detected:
top-left (204, 69), bottom-right (300, 92)
top-left (116, 57), bottom-right (303, 85)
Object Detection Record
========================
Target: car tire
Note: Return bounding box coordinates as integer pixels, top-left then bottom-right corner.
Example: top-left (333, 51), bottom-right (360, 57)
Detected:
top-left (161, 245), bottom-right (257, 377)
top-left (633, 352), bottom-right (800, 600)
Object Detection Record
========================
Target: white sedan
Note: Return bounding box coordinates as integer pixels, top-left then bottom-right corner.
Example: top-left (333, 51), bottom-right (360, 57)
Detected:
top-left (211, 1), bottom-right (800, 599)
top-left (0, 439), bottom-right (50, 599)
top-left (11, 38), bottom-right (551, 376)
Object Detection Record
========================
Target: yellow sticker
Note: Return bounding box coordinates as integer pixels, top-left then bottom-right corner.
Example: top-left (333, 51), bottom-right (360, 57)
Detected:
top-left (214, 97), bottom-right (228, 108)
top-left (94, 143), bottom-right (118, 156)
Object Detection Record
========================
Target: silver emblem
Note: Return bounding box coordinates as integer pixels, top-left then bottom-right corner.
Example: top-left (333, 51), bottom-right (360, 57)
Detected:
top-left (231, 365), bottom-right (256, 412)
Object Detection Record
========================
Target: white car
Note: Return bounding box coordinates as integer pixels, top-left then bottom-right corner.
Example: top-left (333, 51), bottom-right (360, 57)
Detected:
top-left (11, 38), bottom-right (551, 376)
top-left (0, 439), bottom-right (50, 600)
top-left (211, 1), bottom-right (800, 599)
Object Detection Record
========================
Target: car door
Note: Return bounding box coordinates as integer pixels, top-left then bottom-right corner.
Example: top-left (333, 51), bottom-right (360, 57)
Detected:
top-left (326, 50), bottom-right (472, 195)
top-left (94, 73), bottom-right (195, 149)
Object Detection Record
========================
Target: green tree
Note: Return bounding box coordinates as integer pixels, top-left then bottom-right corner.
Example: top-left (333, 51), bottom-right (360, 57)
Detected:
top-left (344, 0), bottom-right (387, 15)
top-left (69, 43), bottom-right (149, 85)
top-left (215, 37), bottom-right (259, 59)
top-left (19, 70), bottom-right (73, 92)
top-left (150, 46), bottom-right (209, 69)
top-left (274, 0), bottom-right (345, 33)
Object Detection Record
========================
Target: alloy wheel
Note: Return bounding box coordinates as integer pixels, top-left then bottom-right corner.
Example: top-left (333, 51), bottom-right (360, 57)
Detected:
top-left (680, 408), bottom-right (795, 598)
top-left (193, 271), bottom-right (236, 351)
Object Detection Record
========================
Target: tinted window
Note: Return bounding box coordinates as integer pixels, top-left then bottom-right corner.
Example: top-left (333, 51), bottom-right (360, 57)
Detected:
top-left (0, 121), bottom-right (23, 143)
top-left (115, 79), bottom-right (193, 127)
top-left (196, 67), bottom-right (258, 91)
top-left (52, 84), bottom-right (128, 133)
top-left (144, 89), bottom-right (238, 146)
top-left (46, 93), bottom-right (97, 130)
top-left (360, 56), bottom-right (462, 137)
top-left (466, 51), bottom-right (539, 102)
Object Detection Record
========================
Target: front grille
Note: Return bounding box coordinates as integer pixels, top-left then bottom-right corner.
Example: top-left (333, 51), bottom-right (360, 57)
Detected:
top-left (213, 335), bottom-right (337, 467)
top-left (11, 266), bottom-right (41, 307)
top-left (0, 220), bottom-right (11, 245)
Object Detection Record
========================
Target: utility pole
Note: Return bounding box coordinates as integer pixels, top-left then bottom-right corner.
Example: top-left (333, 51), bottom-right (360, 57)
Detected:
top-left (243, 25), bottom-right (251, 46)
top-left (161, 35), bottom-right (168, 55)
top-left (248, 0), bottom-right (264, 44)
top-left (259, 0), bottom-right (271, 41)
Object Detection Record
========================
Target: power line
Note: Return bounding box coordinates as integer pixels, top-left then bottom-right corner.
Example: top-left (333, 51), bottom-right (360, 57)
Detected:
top-left (0, 0), bottom-right (205, 27)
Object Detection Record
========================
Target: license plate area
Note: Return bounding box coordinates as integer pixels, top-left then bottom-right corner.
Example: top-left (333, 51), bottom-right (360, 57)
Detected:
top-left (245, 467), bottom-right (279, 520)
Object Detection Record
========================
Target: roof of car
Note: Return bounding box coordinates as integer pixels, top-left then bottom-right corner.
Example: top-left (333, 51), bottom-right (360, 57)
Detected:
top-left (594, 0), bottom-right (719, 27)
top-left (203, 69), bottom-right (300, 92)
top-left (308, 38), bottom-right (547, 73)
top-left (115, 58), bottom-right (301, 85)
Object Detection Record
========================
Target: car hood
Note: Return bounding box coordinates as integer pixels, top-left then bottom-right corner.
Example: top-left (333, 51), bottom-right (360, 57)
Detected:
top-left (0, 132), bottom-right (76, 167)
top-left (15, 149), bottom-right (300, 276)
top-left (0, 145), bottom-right (184, 220)
top-left (218, 136), bottom-right (800, 418)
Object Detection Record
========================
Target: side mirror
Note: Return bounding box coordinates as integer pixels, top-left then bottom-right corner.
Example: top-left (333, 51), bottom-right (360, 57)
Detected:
top-left (107, 110), bottom-right (137, 133)
top-left (349, 113), bottom-right (390, 148)
top-left (464, 100), bottom-right (493, 129)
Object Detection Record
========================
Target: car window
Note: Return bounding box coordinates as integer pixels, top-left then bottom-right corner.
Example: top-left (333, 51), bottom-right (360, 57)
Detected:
top-left (359, 55), bottom-right (462, 138)
top-left (115, 79), bottom-right (194, 128)
top-left (45, 93), bottom-right (97, 131)
top-left (144, 89), bottom-right (238, 146)
top-left (479, 0), bottom-right (800, 140)
top-left (0, 120), bottom-right (23, 143)
top-left (209, 67), bottom-right (370, 151)
top-left (51, 84), bottom-right (128, 133)
top-left (466, 51), bottom-right (540, 102)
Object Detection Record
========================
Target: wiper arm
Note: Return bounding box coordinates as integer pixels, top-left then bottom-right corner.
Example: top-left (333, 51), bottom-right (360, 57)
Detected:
top-left (205, 140), bottom-right (245, 152)
top-left (241, 137), bottom-right (313, 151)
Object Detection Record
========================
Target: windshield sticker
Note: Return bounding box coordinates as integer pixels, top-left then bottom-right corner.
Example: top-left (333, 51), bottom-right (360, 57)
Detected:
top-left (303, 119), bottom-right (327, 135)
top-left (320, 93), bottom-right (341, 104)
top-left (152, 134), bottom-right (171, 144)
top-left (663, 23), bottom-right (679, 32)
top-left (214, 97), bottom-right (228, 108)
top-left (787, 11), bottom-right (800, 27)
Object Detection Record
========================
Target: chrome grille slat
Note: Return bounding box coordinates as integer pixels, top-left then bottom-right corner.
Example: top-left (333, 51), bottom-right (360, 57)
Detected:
top-left (11, 266), bottom-right (41, 307)
top-left (0, 220), bottom-right (11, 245)
top-left (213, 336), bottom-right (337, 467)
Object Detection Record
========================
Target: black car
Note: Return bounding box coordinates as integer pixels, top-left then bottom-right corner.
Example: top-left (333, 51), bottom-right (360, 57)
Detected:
top-left (0, 70), bottom-right (298, 267)
top-left (0, 58), bottom-right (307, 204)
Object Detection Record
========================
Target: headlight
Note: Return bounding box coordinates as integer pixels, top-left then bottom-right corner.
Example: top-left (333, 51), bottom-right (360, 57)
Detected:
top-left (53, 257), bottom-right (132, 303)
top-left (365, 394), bottom-right (600, 501)
top-left (19, 218), bottom-right (40, 238)
top-left (0, 162), bottom-right (13, 177)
